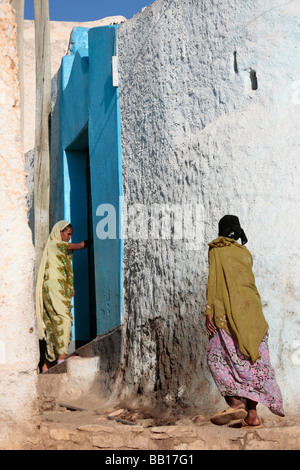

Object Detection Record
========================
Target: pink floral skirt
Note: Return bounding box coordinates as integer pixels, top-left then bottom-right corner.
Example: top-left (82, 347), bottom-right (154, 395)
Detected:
top-left (207, 329), bottom-right (284, 416)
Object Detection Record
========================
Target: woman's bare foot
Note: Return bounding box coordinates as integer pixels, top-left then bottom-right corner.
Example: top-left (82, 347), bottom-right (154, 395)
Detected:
top-left (57, 354), bottom-right (68, 364)
top-left (244, 409), bottom-right (261, 426)
top-left (245, 399), bottom-right (261, 426)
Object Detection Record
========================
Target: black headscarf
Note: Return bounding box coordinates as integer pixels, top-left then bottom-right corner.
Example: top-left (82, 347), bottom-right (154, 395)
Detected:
top-left (218, 215), bottom-right (248, 245)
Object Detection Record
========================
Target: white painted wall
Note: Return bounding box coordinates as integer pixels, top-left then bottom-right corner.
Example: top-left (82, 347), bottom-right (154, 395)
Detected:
top-left (118, 0), bottom-right (300, 413)
top-left (0, 0), bottom-right (39, 448)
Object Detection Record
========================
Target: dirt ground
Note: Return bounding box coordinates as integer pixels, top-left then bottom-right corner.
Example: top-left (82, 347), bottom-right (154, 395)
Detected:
top-left (20, 392), bottom-right (300, 451)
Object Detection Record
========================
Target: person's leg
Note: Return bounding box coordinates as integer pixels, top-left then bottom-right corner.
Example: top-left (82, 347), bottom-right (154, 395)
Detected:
top-left (55, 316), bottom-right (72, 364)
top-left (225, 396), bottom-right (246, 410)
top-left (41, 358), bottom-right (53, 372)
top-left (245, 399), bottom-right (261, 426)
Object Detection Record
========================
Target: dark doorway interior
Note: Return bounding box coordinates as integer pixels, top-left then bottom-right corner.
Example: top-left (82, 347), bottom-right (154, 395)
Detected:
top-left (66, 128), bottom-right (96, 348)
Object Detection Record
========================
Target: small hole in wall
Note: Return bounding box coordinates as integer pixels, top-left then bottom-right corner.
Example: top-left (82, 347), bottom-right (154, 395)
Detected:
top-left (250, 69), bottom-right (258, 90)
top-left (233, 51), bottom-right (238, 74)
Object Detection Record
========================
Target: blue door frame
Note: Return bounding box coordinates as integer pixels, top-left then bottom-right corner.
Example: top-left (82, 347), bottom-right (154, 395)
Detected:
top-left (57, 25), bottom-right (123, 343)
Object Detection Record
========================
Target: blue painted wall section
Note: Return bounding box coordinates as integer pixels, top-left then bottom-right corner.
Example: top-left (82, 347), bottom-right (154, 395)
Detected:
top-left (57, 25), bottom-right (123, 342)
top-left (88, 26), bottom-right (123, 336)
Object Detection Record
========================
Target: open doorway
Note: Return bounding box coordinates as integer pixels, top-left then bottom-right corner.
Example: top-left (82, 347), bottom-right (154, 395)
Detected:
top-left (66, 128), bottom-right (96, 349)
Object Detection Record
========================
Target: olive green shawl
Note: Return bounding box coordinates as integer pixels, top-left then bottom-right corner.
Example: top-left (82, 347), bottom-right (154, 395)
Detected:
top-left (205, 236), bottom-right (268, 362)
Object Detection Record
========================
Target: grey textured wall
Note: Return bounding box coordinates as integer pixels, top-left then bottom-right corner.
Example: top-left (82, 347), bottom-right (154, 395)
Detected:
top-left (117, 0), bottom-right (300, 415)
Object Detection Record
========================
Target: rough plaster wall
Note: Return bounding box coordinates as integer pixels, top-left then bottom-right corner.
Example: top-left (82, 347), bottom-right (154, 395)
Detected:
top-left (118, 0), bottom-right (300, 414)
top-left (0, 0), bottom-right (39, 447)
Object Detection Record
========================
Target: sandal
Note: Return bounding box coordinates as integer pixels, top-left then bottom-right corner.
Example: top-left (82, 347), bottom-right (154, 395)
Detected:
top-left (210, 407), bottom-right (248, 425)
top-left (238, 418), bottom-right (264, 429)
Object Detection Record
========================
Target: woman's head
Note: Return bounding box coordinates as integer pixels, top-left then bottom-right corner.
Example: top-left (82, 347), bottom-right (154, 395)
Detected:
top-left (60, 224), bottom-right (73, 242)
top-left (218, 215), bottom-right (248, 245)
top-left (49, 220), bottom-right (71, 242)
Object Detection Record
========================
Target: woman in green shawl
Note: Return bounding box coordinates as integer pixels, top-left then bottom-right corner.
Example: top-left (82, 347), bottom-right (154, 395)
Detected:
top-left (205, 215), bottom-right (284, 427)
top-left (36, 220), bottom-right (92, 372)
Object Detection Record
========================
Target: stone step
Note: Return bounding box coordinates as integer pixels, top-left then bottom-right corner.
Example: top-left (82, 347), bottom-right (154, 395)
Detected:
top-left (38, 356), bottom-right (100, 403)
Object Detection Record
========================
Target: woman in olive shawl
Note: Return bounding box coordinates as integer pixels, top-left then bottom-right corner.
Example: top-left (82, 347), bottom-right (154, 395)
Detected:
top-left (205, 215), bottom-right (284, 427)
top-left (36, 220), bottom-right (92, 372)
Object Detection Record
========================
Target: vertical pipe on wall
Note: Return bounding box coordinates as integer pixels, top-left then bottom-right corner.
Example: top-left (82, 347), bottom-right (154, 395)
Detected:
top-left (33, 0), bottom-right (51, 273)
